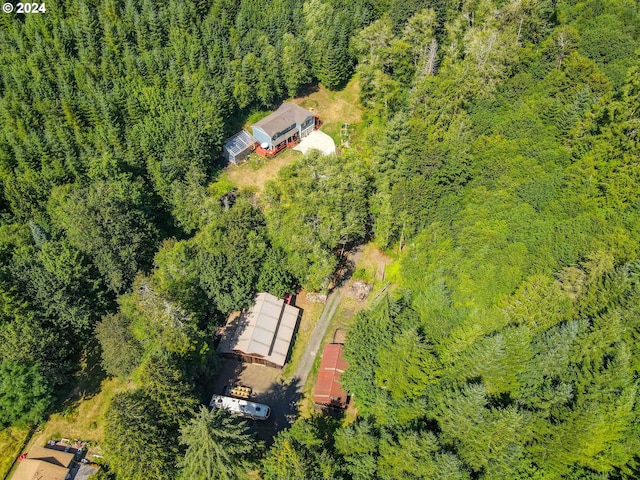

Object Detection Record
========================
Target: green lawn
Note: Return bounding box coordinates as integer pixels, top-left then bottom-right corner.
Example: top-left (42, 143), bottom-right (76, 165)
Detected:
top-left (223, 148), bottom-right (302, 196)
top-left (25, 376), bottom-right (127, 459)
top-left (282, 294), bottom-right (325, 381)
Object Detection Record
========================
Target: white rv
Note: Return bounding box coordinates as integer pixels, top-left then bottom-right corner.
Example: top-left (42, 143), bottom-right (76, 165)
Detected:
top-left (209, 394), bottom-right (271, 420)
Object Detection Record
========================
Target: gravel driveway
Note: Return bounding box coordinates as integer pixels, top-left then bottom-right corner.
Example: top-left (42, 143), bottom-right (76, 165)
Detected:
top-left (293, 130), bottom-right (336, 156)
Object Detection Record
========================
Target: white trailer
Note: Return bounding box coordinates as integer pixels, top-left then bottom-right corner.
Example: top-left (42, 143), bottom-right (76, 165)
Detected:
top-left (209, 394), bottom-right (271, 420)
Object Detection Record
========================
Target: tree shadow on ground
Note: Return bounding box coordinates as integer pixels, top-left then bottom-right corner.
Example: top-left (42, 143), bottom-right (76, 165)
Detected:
top-left (250, 378), bottom-right (302, 446)
top-left (327, 244), bottom-right (362, 294)
top-left (210, 359), bottom-right (250, 399)
top-left (296, 83), bottom-right (320, 98)
top-left (313, 404), bottom-right (346, 420)
top-left (58, 339), bottom-right (107, 412)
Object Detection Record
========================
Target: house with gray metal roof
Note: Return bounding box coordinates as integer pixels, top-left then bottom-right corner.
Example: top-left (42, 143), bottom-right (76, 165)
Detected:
top-left (252, 103), bottom-right (316, 152)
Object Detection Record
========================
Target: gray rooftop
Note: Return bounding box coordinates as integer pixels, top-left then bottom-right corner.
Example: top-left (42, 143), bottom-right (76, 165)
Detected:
top-left (218, 292), bottom-right (300, 368)
top-left (253, 103), bottom-right (314, 137)
top-left (73, 463), bottom-right (100, 480)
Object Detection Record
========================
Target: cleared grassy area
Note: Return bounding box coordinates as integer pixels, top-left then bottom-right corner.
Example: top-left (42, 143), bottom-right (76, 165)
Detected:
top-left (293, 77), bottom-right (363, 125)
top-left (224, 148), bottom-right (302, 196)
top-left (0, 426), bottom-right (31, 479)
top-left (321, 122), bottom-right (342, 146)
top-left (357, 243), bottom-right (399, 302)
top-left (296, 77), bottom-right (363, 152)
top-left (282, 291), bottom-right (325, 382)
top-left (25, 377), bottom-right (127, 458)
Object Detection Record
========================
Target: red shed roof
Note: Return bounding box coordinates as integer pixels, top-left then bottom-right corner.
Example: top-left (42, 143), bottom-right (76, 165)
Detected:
top-left (313, 343), bottom-right (349, 408)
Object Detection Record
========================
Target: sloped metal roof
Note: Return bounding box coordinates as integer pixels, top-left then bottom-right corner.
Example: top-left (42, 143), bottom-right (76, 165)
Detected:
top-left (220, 292), bottom-right (300, 368)
top-left (313, 343), bottom-right (349, 408)
top-left (253, 103), bottom-right (314, 137)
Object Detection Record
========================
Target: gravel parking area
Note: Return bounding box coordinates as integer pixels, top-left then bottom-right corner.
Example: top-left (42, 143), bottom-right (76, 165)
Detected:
top-left (211, 360), bottom-right (299, 443)
top-left (293, 130), bottom-right (336, 156)
top-left (211, 360), bottom-right (281, 399)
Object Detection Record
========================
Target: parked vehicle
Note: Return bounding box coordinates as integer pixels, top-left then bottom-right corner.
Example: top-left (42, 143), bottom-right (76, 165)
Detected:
top-left (209, 394), bottom-right (270, 420)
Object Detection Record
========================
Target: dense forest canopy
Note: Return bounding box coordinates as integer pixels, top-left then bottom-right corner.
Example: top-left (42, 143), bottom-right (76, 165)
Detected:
top-left (0, 0), bottom-right (639, 478)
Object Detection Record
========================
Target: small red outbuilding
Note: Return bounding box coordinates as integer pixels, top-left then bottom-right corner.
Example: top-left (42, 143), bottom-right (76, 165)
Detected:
top-left (313, 343), bottom-right (349, 409)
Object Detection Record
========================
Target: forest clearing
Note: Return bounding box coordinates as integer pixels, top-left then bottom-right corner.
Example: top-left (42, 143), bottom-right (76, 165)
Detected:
top-left (3, 78), bottom-right (376, 476)
top-left (223, 76), bottom-right (363, 194)
top-left (1, 0), bottom-right (639, 478)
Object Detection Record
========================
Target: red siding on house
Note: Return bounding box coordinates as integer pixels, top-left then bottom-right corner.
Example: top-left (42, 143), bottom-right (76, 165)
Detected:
top-left (313, 343), bottom-right (349, 409)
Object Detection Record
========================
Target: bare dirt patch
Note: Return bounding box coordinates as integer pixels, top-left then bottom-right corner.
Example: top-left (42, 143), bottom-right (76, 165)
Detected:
top-left (211, 361), bottom-right (281, 399)
top-left (348, 280), bottom-right (373, 301)
top-left (210, 360), bottom-right (298, 443)
top-left (359, 244), bottom-right (394, 282)
top-left (344, 244), bottom-right (394, 301)
top-left (333, 328), bottom-right (347, 344)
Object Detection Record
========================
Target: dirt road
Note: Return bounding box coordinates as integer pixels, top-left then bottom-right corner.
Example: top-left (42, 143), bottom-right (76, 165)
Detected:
top-left (292, 247), bottom-right (362, 388)
top-left (238, 247), bottom-right (362, 444)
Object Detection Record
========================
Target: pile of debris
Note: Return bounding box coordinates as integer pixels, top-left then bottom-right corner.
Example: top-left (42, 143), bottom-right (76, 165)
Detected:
top-left (349, 280), bottom-right (372, 301)
top-left (306, 292), bottom-right (328, 303)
